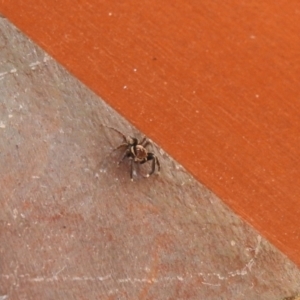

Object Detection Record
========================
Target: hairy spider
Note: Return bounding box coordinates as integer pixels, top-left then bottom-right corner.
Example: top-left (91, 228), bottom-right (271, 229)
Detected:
top-left (105, 126), bottom-right (160, 181)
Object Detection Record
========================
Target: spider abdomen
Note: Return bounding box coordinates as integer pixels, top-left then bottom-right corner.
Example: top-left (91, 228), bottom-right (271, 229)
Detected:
top-left (133, 145), bottom-right (148, 161)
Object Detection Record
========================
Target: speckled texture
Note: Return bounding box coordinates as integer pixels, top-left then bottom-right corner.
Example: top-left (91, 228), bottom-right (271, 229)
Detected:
top-left (0, 19), bottom-right (299, 300)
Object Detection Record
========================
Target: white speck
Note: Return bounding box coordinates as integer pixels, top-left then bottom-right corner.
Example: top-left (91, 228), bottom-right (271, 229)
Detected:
top-left (43, 54), bottom-right (51, 62)
top-left (20, 213), bottom-right (25, 218)
top-left (32, 176), bottom-right (40, 179)
top-left (0, 122), bottom-right (5, 128)
top-left (32, 277), bottom-right (45, 282)
top-left (231, 240), bottom-right (236, 246)
top-left (97, 275), bottom-right (111, 281)
top-left (202, 281), bottom-right (221, 286)
top-left (8, 114), bottom-right (13, 118)
top-left (29, 61), bottom-right (40, 69)
top-left (13, 208), bottom-right (18, 219)
top-left (159, 148), bottom-right (165, 155)
top-left (133, 68), bottom-right (137, 72)
top-left (195, 110), bottom-right (199, 113)
top-left (255, 94), bottom-right (259, 98)
top-left (123, 85), bottom-right (127, 89)
top-left (108, 12), bottom-right (112, 16)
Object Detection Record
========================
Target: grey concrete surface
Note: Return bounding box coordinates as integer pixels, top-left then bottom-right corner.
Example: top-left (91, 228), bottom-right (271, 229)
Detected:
top-left (0, 18), bottom-right (300, 300)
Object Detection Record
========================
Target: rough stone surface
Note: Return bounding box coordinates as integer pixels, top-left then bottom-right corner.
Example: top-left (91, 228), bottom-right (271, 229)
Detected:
top-left (0, 18), bottom-right (299, 300)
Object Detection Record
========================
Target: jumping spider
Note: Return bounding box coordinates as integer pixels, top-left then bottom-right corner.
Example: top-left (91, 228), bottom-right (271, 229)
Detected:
top-left (105, 126), bottom-right (160, 181)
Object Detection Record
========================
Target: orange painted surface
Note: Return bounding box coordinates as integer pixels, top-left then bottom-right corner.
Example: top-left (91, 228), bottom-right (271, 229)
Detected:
top-left (1, 1), bottom-right (300, 264)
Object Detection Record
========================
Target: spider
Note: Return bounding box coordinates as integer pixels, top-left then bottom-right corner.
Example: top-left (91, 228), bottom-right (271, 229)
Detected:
top-left (105, 126), bottom-right (160, 181)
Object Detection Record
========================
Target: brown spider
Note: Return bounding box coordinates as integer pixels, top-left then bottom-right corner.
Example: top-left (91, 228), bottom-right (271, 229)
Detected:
top-left (105, 126), bottom-right (160, 181)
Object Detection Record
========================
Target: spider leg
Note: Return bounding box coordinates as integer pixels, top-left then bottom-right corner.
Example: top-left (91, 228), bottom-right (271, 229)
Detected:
top-left (113, 143), bottom-right (127, 152)
top-left (103, 125), bottom-right (127, 142)
top-left (140, 137), bottom-right (147, 145)
top-left (140, 153), bottom-right (159, 177)
top-left (130, 159), bottom-right (134, 181)
top-left (150, 155), bottom-right (160, 175)
top-left (140, 137), bottom-right (151, 148)
top-left (118, 148), bottom-right (130, 165)
top-left (148, 158), bottom-right (155, 177)
top-left (156, 156), bottom-right (161, 173)
top-left (109, 143), bottom-right (128, 165)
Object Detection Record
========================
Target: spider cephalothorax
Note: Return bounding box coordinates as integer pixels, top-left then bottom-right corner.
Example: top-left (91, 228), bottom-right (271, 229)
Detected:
top-left (106, 126), bottom-right (160, 180)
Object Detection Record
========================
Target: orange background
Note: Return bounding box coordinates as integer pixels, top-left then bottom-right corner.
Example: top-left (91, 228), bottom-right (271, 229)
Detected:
top-left (1, 0), bottom-right (300, 265)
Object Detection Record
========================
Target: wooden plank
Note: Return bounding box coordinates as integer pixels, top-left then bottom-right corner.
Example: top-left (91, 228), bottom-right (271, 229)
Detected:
top-left (1, 0), bottom-right (299, 265)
